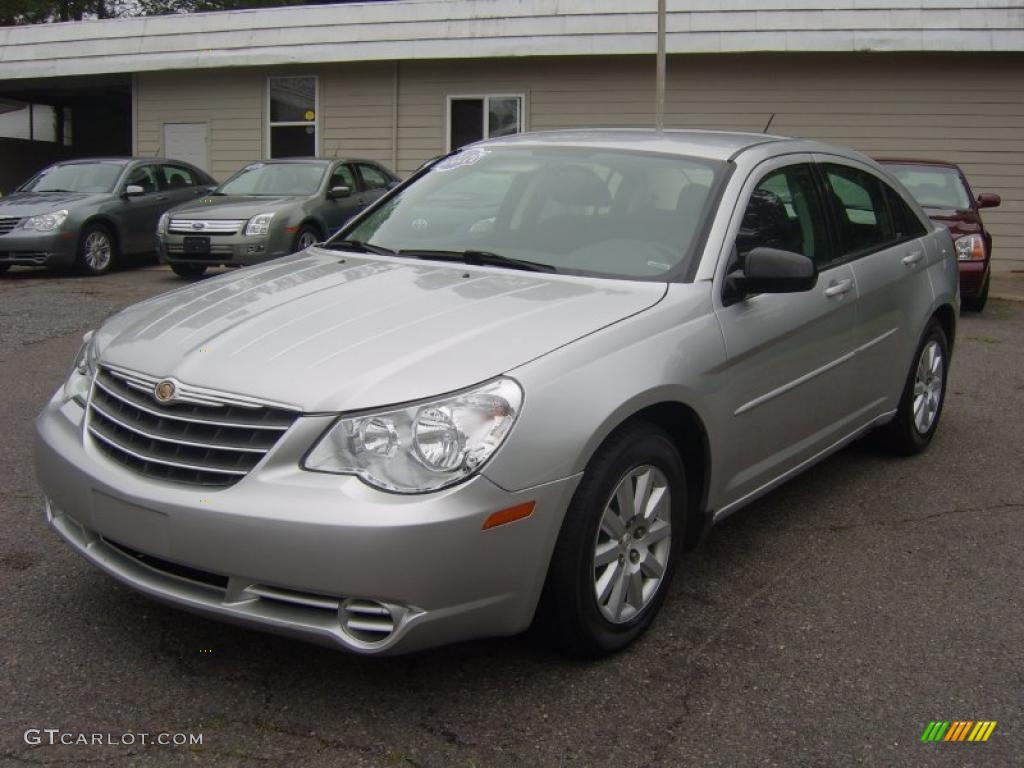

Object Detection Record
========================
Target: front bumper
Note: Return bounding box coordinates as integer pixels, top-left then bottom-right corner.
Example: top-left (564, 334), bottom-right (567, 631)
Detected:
top-left (35, 391), bottom-right (579, 654)
top-left (158, 232), bottom-right (290, 267)
top-left (958, 260), bottom-right (988, 298)
top-left (0, 229), bottom-right (77, 266)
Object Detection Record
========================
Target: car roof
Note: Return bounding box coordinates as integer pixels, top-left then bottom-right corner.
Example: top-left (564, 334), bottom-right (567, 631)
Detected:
top-left (475, 129), bottom-right (842, 162)
top-left (876, 158), bottom-right (962, 170)
top-left (54, 157), bottom-right (202, 166)
top-left (267, 157), bottom-right (383, 165)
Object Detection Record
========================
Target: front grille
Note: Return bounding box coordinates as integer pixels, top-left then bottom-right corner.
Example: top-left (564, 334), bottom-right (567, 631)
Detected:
top-left (87, 365), bottom-right (300, 487)
top-left (169, 219), bottom-right (245, 235)
top-left (0, 217), bottom-right (22, 235)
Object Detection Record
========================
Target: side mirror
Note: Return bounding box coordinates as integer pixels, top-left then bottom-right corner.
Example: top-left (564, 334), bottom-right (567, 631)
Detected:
top-left (123, 184), bottom-right (145, 197)
top-left (386, 179), bottom-right (401, 190)
top-left (327, 185), bottom-right (352, 199)
top-left (976, 192), bottom-right (1001, 209)
top-left (724, 247), bottom-right (817, 305)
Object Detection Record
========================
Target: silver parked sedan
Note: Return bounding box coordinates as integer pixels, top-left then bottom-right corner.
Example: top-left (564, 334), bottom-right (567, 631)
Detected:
top-left (35, 130), bottom-right (957, 656)
top-left (157, 157), bottom-right (398, 278)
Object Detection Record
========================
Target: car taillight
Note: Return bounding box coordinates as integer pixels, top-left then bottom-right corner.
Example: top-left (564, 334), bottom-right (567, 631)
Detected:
top-left (954, 234), bottom-right (985, 261)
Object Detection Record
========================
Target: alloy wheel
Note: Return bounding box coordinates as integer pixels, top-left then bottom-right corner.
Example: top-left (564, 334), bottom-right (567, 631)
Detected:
top-left (84, 231), bottom-right (112, 272)
top-left (912, 339), bottom-right (944, 434)
top-left (297, 230), bottom-right (318, 250)
top-left (593, 465), bottom-right (672, 624)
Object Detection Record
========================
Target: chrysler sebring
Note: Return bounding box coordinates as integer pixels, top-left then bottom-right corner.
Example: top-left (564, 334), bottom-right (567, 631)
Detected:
top-left (35, 130), bottom-right (957, 656)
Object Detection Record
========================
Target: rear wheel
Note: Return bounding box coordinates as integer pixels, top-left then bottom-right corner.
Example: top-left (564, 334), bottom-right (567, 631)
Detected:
top-left (292, 225), bottom-right (320, 253)
top-left (170, 263), bottom-right (207, 279)
top-left (961, 271), bottom-right (989, 312)
top-left (76, 224), bottom-right (116, 276)
top-left (877, 319), bottom-right (949, 455)
top-left (539, 422), bottom-right (686, 656)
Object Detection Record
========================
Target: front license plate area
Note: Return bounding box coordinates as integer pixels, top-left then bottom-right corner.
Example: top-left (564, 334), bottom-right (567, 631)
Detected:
top-left (183, 236), bottom-right (211, 255)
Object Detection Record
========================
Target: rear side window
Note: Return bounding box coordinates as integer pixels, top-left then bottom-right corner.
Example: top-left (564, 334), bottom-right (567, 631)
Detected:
top-left (822, 164), bottom-right (896, 257)
top-left (357, 164), bottom-right (391, 190)
top-left (736, 163), bottom-right (831, 268)
top-left (161, 165), bottom-right (197, 189)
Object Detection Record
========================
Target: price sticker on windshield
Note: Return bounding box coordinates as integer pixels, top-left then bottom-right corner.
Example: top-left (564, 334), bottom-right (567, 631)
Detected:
top-left (434, 147), bottom-right (489, 172)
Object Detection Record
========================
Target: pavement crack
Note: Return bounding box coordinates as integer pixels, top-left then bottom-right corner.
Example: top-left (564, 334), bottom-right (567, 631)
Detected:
top-left (821, 500), bottom-right (1024, 532)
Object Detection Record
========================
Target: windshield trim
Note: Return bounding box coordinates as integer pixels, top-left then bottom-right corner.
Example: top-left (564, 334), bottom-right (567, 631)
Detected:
top-left (326, 146), bottom-right (730, 284)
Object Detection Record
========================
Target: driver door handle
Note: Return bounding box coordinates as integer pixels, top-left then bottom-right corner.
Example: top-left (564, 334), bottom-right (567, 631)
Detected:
top-left (902, 250), bottom-right (924, 266)
top-left (824, 279), bottom-right (853, 298)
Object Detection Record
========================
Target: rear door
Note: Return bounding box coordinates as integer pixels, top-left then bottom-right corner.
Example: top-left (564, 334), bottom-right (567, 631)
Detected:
top-left (159, 163), bottom-right (207, 207)
top-left (713, 157), bottom-right (860, 509)
top-left (354, 162), bottom-right (394, 209)
top-left (816, 157), bottom-right (935, 417)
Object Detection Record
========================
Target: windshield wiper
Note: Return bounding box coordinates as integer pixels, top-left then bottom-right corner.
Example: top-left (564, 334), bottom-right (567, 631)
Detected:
top-left (323, 239), bottom-right (397, 256)
top-left (398, 249), bottom-right (557, 273)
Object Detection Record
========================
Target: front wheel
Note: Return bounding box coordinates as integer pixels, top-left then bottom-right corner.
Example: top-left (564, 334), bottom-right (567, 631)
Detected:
top-left (292, 226), bottom-right (320, 253)
top-left (877, 319), bottom-right (949, 455)
top-left (76, 224), bottom-right (117, 276)
top-left (539, 422), bottom-right (686, 656)
top-left (170, 263), bottom-right (207, 279)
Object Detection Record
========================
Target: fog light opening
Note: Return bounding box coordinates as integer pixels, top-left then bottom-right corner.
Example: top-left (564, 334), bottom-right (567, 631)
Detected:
top-left (340, 598), bottom-right (398, 645)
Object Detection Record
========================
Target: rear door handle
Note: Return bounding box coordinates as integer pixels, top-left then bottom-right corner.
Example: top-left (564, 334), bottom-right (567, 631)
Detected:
top-left (824, 279), bottom-right (853, 298)
top-left (902, 250), bottom-right (924, 266)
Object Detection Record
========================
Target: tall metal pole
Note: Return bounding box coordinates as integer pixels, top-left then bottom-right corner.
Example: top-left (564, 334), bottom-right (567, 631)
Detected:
top-left (655, 0), bottom-right (666, 131)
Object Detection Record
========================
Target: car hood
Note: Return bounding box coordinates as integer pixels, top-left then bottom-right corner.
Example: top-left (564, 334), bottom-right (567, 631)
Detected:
top-left (169, 195), bottom-right (303, 219)
top-left (95, 250), bottom-right (667, 412)
top-left (923, 207), bottom-right (982, 238)
top-left (0, 190), bottom-right (106, 215)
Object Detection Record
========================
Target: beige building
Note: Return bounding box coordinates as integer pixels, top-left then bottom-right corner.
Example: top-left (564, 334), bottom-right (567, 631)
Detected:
top-left (2, 0), bottom-right (1023, 269)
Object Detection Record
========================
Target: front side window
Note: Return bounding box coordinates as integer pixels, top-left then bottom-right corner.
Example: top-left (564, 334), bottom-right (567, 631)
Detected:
top-left (448, 95), bottom-right (523, 151)
top-left (216, 162), bottom-right (327, 196)
top-left (882, 164), bottom-right (971, 210)
top-left (19, 161), bottom-right (122, 193)
top-left (823, 164), bottom-right (896, 257)
top-left (736, 164), bottom-right (830, 268)
top-left (268, 76), bottom-right (317, 158)
top-left (124, 164), bottom-right (160, 194)
top-left (343, 146), bottom-right (725, 280)
top-left (329, 164), bottom-right (356, 192)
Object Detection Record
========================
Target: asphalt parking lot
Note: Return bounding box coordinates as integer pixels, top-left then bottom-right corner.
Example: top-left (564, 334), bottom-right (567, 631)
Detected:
top-left (1, 263), bottom-right (1021, 767)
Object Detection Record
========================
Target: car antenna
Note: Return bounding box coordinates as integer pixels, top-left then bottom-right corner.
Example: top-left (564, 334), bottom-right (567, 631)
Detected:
top-left (763, 113), bottom-right (776, 134)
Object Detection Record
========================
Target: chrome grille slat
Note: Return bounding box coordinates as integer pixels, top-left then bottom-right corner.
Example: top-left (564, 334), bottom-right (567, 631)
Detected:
top-left (169, 218), bottom-right (245, 235)
top-left (87, 365), bottom-right (300, 487)
top-left (0, 217), bottom-right (22, 235)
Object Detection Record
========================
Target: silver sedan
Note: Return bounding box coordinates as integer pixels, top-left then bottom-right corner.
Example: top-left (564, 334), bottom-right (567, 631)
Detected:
top-left (35, 130), bottom-right (957, 656)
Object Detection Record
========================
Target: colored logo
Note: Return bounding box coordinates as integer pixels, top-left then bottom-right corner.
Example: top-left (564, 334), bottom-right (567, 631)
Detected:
top-left (921, 721), bottom-right (997, 742)
top-left (153, 379), bottom-right (177, 404)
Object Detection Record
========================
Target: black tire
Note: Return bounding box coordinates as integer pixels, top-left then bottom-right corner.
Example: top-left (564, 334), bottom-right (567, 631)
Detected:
top-left (170, 263), bottom-right (207, 279)
top-left (961, 272), bottom-right (989, 312)
top-left (877, 319), bottom-right (949, 456)
top-left (539, 421), bottom-right (687, 657)
top-left (76, 223), bottom-right (117, 276)
top-left (292, 225), bottom-right (321, 253)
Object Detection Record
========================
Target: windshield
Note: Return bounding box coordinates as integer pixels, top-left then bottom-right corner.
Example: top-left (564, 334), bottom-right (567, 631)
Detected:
top-left (342, 146), bottom-right (725, 280)
top-left (883, 164), bottom-right (971, 210)
top-left (215, 162), bottom-right (326, 196)
top-left (20, 162), bottom-right (123, 193)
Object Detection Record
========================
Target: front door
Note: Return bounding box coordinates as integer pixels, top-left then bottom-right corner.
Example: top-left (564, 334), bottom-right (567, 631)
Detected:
top-left (118, 164), bottom-right (165, 254)
top-left (713, 158), bottom-right (860, 511)
top-left (323, 163), bottom-right (363, 236)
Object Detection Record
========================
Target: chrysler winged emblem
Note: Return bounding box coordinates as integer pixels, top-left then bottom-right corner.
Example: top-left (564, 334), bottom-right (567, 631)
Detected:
top-left (153, 379), bottom-right (177, 404)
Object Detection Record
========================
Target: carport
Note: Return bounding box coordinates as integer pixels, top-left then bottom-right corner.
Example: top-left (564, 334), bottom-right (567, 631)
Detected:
top-left (0, 74), bottom-right (130, 193)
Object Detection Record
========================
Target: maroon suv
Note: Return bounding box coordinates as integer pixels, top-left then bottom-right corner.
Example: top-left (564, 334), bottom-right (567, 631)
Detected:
top-left (878, 159), bottom-right (1000, 312)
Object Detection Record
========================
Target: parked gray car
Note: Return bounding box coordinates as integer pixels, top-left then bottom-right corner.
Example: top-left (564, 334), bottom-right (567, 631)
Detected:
top-left (35, 130), bottom-right (957, 656)
top-left (157, 157), bottom-right (398, 278)
top-left (0, 157), bottom-right (215, 275)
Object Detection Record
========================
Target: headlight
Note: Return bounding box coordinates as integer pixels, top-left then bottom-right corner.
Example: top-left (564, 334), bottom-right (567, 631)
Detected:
top-left (158, 212), bottom-right (170, 234)
top-left (62, 330), bottom-right (98, 405)
top-left (23, 209), bottom-right (69, 232)
top-left (244, 212), bottom-right (275, 236)
top-left (954, 234), bottom-right (985, 261)
top-left (303, 378), bottom-right (523, 493)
